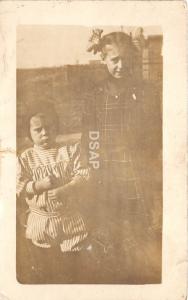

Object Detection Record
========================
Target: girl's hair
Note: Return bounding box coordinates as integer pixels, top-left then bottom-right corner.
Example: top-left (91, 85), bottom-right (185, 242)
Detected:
top-left (100, 32), bottom-right (133, 59)
top-left (88, 30), bottom-right (136, 59)
top-left (26, 101), bottom-right (59, 139)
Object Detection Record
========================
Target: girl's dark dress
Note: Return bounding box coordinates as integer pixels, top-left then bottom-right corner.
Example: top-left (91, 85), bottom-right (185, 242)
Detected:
top-left (81, 75), bottom-right (162, 283)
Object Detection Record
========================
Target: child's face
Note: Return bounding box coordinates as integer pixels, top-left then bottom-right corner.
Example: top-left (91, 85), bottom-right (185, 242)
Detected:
top-left (30, 114), bottom-right (56, 148)
top-left (104, 42), bottom-right (131, 79)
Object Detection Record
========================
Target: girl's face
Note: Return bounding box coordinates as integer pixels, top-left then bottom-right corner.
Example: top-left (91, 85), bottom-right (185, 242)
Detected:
top-left (30, 114), bottom-right (56, 149)
top-left (104, 43), bottom-right (131, 79)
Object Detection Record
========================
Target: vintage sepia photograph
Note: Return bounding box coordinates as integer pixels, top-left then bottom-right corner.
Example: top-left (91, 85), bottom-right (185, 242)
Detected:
top-left (0, 0), bottom-right (188, 300)
top-left (0, 1), bottom-right (187, 299)
top-left (16, 25), bottom-right (163, 284)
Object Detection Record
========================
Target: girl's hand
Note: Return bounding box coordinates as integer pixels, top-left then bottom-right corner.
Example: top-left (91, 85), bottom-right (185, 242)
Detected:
top-left (34, 176), bottom-right (54, 192)
top-left (52, 185), bottom-right (69, 199)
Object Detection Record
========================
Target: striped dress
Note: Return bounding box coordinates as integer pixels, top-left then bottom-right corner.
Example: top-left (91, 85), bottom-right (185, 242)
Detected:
top-left (17, 142), bottom-right (89, 252)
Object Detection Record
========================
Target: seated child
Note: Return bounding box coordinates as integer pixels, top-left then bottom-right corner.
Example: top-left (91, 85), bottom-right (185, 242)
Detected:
top-left (17, 107), bottom-right (90, 281)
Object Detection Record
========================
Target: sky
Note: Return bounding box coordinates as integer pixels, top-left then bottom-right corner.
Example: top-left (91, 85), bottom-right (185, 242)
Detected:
top-left (17, 25), bottom-right (162, 69)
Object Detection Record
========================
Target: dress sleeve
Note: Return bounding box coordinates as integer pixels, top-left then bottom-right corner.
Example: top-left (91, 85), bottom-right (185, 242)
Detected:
top-left (143, 83), bottom-right (162, 159)
top-left (68, 142), bottom-right (90, 183)
top-left (16, 156), bottom-right (35, 198)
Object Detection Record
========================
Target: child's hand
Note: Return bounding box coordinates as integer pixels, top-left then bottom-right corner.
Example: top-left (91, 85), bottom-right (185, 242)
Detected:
top-left (34, 176), bottom-right (54, 192)
top-left (51, 176), bottom-right (64, 188)
top-left (52, 185), bottom-right (68, 199)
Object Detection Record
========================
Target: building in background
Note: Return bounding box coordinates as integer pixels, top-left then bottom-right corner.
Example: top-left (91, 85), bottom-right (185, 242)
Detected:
top-left (146, 35), bottom-right (163, 82)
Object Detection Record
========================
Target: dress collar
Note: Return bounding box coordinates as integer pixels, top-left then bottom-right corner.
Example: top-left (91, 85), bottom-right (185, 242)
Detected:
top-left (104, 75), bottom-right (132, 97)
top-left (34, 143), bottom-right (57, 151)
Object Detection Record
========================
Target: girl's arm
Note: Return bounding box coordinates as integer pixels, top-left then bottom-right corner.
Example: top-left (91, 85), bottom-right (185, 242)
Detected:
top-left (51, 143), bottom-right (90, 199)
top-left (17, 156), bottom-right (33, 199)
top-left (17, 156), bottom-right (53, 198)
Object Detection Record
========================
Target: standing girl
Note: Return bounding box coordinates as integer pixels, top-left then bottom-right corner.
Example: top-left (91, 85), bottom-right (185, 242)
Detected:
top-left (81, 29), bottom-right (162, 283)
top-left (17, 106), bottom-right (90, 283)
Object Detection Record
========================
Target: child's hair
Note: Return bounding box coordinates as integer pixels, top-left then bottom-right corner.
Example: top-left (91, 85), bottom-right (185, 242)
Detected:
top-left (26, 101), bottom-right (59, 140)
top-left (100, 32), bottom-right (132, 59)
top-left (87, 30), bottom-right (135, 59)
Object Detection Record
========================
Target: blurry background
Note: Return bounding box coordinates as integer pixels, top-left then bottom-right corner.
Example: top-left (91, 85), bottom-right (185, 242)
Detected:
top-left (17, 26), bottom-right (162, 152)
